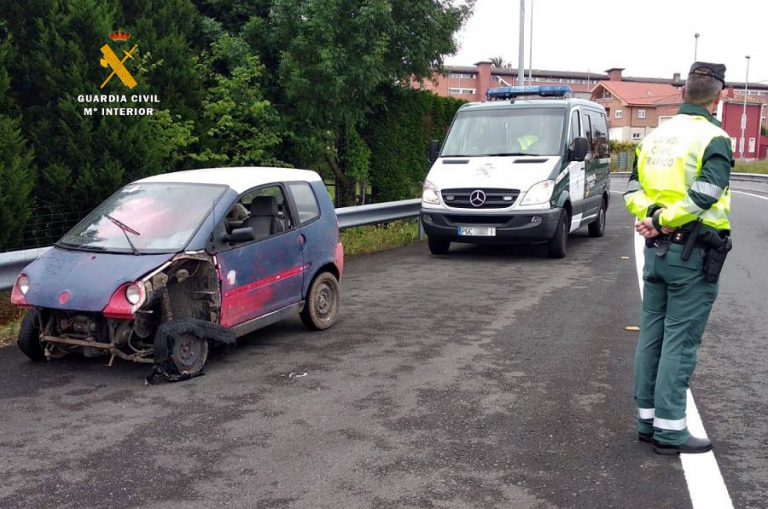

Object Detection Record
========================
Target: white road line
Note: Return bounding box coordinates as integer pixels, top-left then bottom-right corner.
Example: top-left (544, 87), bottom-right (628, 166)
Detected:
top-left (632, 232), bottom-right (733, 509)
top-left (732, 190), bottom-right (768, 201)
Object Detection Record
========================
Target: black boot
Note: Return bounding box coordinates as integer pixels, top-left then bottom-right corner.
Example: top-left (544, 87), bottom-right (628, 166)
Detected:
top-left (638, 432), bottom-right (653, 443)
top-left (653, 436), bottom-right (713, 455)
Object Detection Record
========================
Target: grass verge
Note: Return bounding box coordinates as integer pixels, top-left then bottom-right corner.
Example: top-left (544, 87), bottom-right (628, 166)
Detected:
top-left (0, 292), bottom-right (23, 347)
top-left (340, 218), bottom-right (420, 256)
top-left (734, 160), bottom-right (768, 174)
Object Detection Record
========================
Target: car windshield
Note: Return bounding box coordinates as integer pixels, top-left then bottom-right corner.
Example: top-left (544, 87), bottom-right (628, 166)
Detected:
top-left (58, 183), bottom-right (226, 254)
top-left (441, 107), bottom-right (566, 157)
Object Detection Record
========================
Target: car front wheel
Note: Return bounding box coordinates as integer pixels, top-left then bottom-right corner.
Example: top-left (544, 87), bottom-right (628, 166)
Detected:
top-left (17, 310), bottom-right (45, 361)
top-left (301, 272), bottom-right (340, 330)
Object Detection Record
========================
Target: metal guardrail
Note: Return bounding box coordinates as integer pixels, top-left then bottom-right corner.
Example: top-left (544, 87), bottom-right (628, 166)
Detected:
top-left (0, 200), bottom-right (424, 291)
top-left (335, 198), bottom-right (421, 230)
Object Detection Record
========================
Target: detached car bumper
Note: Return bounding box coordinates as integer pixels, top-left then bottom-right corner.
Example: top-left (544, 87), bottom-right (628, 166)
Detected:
top-left (420, 208), bottom-right (561, 244)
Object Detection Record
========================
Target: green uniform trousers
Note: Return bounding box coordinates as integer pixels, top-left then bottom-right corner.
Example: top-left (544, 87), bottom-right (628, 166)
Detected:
top-left (634, 242), bottom-right (719, 445)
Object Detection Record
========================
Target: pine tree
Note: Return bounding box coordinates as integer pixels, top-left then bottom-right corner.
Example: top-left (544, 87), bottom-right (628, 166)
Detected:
top-left (0, 33), bottom-right (35, 250)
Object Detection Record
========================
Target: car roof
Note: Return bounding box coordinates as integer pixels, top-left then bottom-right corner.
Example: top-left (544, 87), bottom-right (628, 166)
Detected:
top-left (458, 98), bottom-right (605, 113)
top-left (137, 167), bottom-right (323, 194)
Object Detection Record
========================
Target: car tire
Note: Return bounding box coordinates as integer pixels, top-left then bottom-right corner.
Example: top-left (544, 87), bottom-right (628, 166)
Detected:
top-left (428, 237), bottom-right (450, 255)
top-left (17, 310), bottom-right (45, 361)
top-left (170, 333), bottom-right (209, 376)
top-left (588, 199), bottom-right (607, 238)
top-left (301, 271), bottom-right (340, 331)
top-left (547, 210), bottom-right (569, 259)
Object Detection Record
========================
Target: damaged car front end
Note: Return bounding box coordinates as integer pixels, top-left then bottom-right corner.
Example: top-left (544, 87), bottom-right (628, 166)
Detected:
top-left (11, 181), bottom-right (237, 381)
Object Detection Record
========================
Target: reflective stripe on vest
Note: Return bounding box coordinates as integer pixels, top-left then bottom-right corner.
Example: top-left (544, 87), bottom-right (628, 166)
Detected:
top-left (636, 114), bottom-right (731, 230)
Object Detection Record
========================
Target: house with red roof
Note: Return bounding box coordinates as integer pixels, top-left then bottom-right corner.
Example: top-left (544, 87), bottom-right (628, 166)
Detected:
top-left (589, 69), bottom-right (683, 143)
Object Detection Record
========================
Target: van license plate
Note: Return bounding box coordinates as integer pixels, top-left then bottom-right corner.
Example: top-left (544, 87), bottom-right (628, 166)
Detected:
top-left (458, 226), bottom-right (496, 236)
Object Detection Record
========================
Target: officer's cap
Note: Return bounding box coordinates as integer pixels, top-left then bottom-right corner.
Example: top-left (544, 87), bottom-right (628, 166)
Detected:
top-left (688, 61), bottom-right (726, 88)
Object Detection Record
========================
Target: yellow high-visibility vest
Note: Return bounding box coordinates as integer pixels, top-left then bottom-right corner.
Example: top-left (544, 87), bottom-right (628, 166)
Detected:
top-left (625, 114), bottom-right (731, 231)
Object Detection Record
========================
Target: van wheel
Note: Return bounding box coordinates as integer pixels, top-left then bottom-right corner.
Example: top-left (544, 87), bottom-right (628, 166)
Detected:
top-left (17, 310), bottom-right (45, 361)
top-left (428, 237), bottom-right (450, 255)
top-left (547, 210), bottom-right (569, 259)
top-left (301, 272), bottom-right (340, 330)
top-left (588, 200), bottom-right (607, 238)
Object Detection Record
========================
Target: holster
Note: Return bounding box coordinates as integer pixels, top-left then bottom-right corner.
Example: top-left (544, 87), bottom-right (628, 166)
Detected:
top-left (700, 231), bottom-right (732, 283)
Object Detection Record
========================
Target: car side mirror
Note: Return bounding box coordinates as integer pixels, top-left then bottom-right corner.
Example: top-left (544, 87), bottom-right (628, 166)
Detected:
top-left (428, 140), bottom-right (441, 164)
top-left (222, 227), bottom-right (256, 244)
top-left (569, 137), bottom-right (589, 162)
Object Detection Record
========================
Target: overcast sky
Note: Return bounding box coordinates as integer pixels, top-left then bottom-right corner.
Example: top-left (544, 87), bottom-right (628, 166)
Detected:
top-left (446, 0), bottom-right (767, 85)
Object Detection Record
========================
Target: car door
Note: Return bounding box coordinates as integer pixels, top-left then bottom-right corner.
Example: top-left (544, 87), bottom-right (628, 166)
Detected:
top-left (216, 184), bottom-right (304, 328)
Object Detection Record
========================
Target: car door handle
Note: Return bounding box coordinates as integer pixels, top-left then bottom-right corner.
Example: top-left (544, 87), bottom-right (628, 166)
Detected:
top-left (298, 234), bottom-right (306, 249)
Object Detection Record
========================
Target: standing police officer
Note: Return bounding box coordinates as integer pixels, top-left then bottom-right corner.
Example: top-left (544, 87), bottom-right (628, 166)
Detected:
top-left (624, 62), bottom-right (733, 455)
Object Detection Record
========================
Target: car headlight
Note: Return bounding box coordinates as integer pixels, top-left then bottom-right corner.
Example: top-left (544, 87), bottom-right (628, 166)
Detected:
top-left (521, 180), bottom-right (555, 206)
top-left (17, 275), bottom-right (29, 295)
top-left (125, 283), bottom-right (145, 306)
top-left (422, 180), bottom-right (441, 205)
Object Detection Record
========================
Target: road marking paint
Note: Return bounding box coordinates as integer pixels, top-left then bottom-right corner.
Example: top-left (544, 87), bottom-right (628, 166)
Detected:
top-left (733, 190), bottom-right (768, 201)
top-left (632, 232), bottom-right (733, 509)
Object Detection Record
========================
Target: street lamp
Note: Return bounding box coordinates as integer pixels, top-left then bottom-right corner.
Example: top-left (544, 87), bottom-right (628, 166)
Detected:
top-left (740, 55), bottom-right (750, 161)
top-left (694, 33), bottom-right (700, 61)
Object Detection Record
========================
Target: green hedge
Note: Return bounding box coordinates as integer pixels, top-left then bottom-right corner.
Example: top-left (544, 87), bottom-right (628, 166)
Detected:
top-left (364, 89), bottom-right (464, 202)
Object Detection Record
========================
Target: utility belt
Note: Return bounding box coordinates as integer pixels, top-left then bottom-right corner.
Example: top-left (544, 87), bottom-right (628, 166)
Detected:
top-left (647, 221), bottom-right (732, 283)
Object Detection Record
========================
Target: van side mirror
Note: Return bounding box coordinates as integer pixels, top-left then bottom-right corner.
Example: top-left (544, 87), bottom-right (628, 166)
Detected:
top-left (569, 137), bottom-right (589, 162)
top-left (428, 140), bottom-right (441, 164)
top-left (222, 227), bottom-right (256, 244)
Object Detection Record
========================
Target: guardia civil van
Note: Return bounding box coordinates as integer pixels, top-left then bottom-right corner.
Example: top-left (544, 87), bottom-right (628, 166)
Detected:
top-left (420, 86), bottom-right (611, 258)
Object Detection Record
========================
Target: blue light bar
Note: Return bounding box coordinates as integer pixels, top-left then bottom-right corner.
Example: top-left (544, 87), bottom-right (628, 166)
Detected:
top-left (487, 85), bottom-right (572, 100)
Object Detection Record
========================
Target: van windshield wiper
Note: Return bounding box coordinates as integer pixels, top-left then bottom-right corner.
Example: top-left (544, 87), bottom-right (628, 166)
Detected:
top-left (104, 214), bottom-right (141, 255)
top-left (482, 152), bottom-right (528, 157)
top-left (440, 154), bottom-right (475, 158)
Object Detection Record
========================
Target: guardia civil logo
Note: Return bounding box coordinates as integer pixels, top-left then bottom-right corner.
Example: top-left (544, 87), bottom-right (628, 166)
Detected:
top-left (76, 29), bottom-right (160, 117)
top-left (99, 29), bottom-right (138, 90)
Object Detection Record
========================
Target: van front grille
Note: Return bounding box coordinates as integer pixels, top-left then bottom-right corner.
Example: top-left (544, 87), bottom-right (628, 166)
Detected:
top-left (441, 188), bottom-right (520, 209)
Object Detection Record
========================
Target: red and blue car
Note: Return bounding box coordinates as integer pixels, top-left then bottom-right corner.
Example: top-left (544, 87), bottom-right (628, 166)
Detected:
top-left (10, 167), bottom-right (344, 381)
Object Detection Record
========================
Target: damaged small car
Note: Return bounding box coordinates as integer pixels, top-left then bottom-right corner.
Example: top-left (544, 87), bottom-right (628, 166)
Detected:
top-left (10, 167), bottom-right (344, 381)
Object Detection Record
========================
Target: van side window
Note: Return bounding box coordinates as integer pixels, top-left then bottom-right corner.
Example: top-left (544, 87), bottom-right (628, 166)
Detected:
top-left (585, 111), bottom-right (610, 159)
top-left (569, 110), bottom-right (581, 143)
top-left (584, 113), bottom-right (594, 155)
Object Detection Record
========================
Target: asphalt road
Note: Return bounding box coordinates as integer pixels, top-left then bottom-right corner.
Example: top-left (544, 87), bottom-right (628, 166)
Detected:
top-left (0, 194), bottom-right (765, 508)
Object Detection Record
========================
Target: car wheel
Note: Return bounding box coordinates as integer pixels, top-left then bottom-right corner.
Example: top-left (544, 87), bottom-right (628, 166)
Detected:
top-left (428, 236), bottom-right (450, 255)
top-left (17, 310), bottom-right (45, 361)
top-left (588, 200), bottom-right (607, 238)
top-left (301, 271), bottom-right (340, 331)
top-left (170, 333), bottom-right (209, 376)
top-left (547, 210), bottom-right (569, 259)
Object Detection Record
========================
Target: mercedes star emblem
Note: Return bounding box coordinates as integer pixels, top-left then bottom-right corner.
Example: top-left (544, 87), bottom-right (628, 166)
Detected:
top-left (469, 189), bottom-right (486, 207)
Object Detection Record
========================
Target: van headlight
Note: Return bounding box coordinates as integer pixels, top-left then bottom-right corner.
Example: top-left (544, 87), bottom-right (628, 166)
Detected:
top-left (521, 180), bottom-right (555, 206)
top-left (422, 180), bottom-right (441, 205)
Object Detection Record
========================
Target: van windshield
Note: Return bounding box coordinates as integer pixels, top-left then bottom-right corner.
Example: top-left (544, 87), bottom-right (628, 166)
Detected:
top-left (441, 107), bottom-right (566, 157)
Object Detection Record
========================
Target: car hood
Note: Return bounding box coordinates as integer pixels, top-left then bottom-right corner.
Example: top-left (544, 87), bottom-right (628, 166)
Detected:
top-left (427, 156), bottom-right (561, 192)
top-left (20, 247), bottom-right (175, 313)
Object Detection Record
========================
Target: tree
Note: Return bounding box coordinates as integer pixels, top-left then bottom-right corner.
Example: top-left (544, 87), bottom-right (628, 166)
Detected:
top-left (489, 56), bottom-right (505, 68)
top-left (269, 0), bottom-right (473, 205)
top-left (0, 33), bottom-right (35, 250)
top-left (192, 32), bottom-right (284, 167)
top-left (3, 0), bottom-right (199, 215)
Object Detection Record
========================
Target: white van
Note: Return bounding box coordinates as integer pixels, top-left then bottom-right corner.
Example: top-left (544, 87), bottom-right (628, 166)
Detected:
top-left (420, 86), bottom-right (611, 258)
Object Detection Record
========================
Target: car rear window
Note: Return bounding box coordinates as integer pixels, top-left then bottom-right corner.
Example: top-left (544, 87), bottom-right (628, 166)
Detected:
top-left (288, 182), bottom-right (320, 224)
